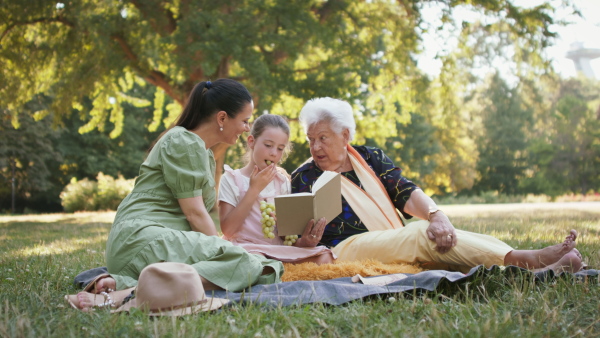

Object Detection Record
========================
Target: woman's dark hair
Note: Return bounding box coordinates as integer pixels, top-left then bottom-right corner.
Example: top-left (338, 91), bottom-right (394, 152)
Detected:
top-left (148, 79), bottom-right (252, 152)
top-left (176, 78), bottom-right (252, 129)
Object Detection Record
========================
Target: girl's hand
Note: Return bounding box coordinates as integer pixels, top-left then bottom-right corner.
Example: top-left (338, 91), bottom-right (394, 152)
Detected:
top-left (295, 217), bottom-right (327, 248)
top-left (248, 164), bottom-right (276, 193)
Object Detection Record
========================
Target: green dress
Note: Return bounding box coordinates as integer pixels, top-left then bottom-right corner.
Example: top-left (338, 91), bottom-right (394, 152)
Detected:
top-left (105, 127), bottom-right (283, 291)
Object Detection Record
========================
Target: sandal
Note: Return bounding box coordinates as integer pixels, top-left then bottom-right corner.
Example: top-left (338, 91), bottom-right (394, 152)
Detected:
top-left (64, 291), bottom-right (116, 310)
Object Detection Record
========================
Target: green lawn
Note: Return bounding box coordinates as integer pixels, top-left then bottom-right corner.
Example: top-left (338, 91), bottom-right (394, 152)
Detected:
top-left (1, 203), bottom-right (599, 337)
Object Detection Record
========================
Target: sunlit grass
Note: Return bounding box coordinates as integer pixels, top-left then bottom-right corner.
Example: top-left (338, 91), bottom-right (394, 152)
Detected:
top-left (0, 203), bottom-right (598, 337)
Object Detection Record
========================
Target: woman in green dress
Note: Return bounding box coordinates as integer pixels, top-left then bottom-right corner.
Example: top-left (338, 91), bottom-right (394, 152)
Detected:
top-left (69, 79), bottom-right (284, 310)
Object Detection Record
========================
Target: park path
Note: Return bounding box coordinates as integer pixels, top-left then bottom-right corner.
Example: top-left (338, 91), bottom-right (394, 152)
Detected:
top-left (441, 201), bottom-right (600, 217)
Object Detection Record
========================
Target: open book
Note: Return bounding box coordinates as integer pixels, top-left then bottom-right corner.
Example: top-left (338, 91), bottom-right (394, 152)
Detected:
top-left (274, 171), bottom-right (342, 236)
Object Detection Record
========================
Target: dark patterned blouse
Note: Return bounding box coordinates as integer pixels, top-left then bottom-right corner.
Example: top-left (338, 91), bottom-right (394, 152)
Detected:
top-left (291, 145), bottom-right (419, 248)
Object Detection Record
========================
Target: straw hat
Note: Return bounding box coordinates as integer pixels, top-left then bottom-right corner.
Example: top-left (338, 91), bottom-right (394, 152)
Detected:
top-left (112, 262), bottom-right (229, 316)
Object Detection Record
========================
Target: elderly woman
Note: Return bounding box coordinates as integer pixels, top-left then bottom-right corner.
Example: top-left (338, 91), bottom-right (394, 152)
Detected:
top-left (291, 97), bottom-right (583, 274)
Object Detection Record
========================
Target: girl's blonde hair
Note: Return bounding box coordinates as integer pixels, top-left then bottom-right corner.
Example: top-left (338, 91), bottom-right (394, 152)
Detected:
top-left (245, 114), bottom-right (293, 164)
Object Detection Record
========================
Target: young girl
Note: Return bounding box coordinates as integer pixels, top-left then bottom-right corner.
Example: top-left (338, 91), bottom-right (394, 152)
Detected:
top-left (219, 114), bottom-right (335, 265)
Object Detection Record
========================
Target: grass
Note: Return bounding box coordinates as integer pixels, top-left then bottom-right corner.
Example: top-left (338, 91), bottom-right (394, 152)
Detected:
top-left (1, 203), bottom-right (599, 337)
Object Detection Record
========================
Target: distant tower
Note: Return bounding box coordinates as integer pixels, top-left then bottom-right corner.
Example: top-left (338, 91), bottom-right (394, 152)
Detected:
top-left (566, 42), bottom-right (600, 79)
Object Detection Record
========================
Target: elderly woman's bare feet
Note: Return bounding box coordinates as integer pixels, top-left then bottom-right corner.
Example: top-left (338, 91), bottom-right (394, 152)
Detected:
top-left (536, 229), bottom-right (578, 266)
top-left (535, 249), bottom-right (583, 274)
top-left (504, 229), bottom-right (578, 269)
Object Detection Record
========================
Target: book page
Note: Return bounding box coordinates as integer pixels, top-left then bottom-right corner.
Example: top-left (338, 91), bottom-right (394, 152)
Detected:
top-left (313, 172), bottom-right (342, 224)
top-left (312, 171), bottom-right (338, 192)
top-left (275, 192), bottom-right (312, 198)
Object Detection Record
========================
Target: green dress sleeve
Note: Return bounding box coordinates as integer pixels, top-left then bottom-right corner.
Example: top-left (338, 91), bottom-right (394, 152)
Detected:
top-left (159, 129), bottom-right (214, 199)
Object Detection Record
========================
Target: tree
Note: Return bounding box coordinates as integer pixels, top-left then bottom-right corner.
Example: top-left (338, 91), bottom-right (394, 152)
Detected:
top-left (365, 111), bottom-right (442, 195)
top-left (1, 0), bottom-right (574, 194)
top-left (0, 84), bottom-right (166, 212)
top-left (55, 84), bottom-right (166, 181)
top-left (470, 73), bottom-right (532, 194)
top-left (540, 78), bottom-right (600, 195)
top-left (0, 105), bottom-right (63, 213)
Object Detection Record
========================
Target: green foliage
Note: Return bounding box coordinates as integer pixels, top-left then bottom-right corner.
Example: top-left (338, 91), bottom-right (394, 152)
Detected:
top-left (0, 100), bottom-right (64, 212)
top-left (0, 83), bottom-right (164, 213)
top-left (522, 77), bottom-right (600, 196)
top-left (471, 73), bottom-right (532, 194)
top-left (59, 177), bottom-right (98, 212)
top-left (365, 112), bottom-right (441, 193)
top-left (1, 0), bottom-right (569, 137)
top-left (60, 173), bottom-right (134, 212)
top-left (55, 85), bottom-right (166, 181)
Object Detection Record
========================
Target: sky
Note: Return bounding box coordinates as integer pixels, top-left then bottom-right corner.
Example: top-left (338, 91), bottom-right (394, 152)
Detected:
top-left (417, 0), bottom-right (600, 79)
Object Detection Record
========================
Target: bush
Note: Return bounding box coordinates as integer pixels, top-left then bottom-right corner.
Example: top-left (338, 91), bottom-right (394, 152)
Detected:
top-left (60, 173), bottom-right (134, 212)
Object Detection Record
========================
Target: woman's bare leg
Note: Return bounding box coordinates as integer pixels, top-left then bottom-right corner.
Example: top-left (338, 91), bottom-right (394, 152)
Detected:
top-left (504, 230), bottom-right (577, 269)
top-left (200, 276), bottom-right (223, 291)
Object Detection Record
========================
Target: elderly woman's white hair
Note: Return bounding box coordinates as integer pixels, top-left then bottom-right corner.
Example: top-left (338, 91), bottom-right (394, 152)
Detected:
top-left (299, 97), bottom-right (356, 142)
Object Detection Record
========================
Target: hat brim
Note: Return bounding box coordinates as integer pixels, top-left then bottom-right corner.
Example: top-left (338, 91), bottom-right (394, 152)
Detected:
top-left (112, 296), bottom-right (230, 316)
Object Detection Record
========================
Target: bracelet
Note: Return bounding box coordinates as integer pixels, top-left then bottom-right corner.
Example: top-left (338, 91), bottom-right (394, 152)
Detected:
top-left (427, 209), bottom-right (441, 221)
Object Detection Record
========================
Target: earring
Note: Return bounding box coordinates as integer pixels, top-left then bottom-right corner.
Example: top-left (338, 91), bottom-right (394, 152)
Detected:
top-left (220, 127), bottom-right (223, 131)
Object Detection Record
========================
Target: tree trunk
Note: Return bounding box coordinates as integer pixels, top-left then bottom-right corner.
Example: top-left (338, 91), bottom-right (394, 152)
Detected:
top-left (10, 158), bottom-right (16, 214)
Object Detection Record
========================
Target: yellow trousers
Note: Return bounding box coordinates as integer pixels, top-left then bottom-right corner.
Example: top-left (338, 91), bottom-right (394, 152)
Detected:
top-left (332, 220), bottom-right (513, 273)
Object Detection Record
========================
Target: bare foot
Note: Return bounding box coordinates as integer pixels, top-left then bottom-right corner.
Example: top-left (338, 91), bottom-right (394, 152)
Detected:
top-left (536, 229), bottom-right (578, 267)
top-left (535, 249), bottom-right (583, 274)
top-left (562, 229), bottom-right (577, 248)
top-left (92, 277), bottom-right (117, 294)
top-left (504, 229), bottom-right (578, 269)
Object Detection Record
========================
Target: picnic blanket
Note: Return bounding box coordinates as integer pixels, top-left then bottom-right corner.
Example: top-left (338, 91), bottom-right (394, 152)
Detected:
top-left (73, 265), bottom-right (598, 307)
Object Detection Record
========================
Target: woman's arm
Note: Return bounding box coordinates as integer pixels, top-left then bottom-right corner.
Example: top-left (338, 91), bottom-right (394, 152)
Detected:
top-left (219, 164), bottom-right (277, 238)
top-left (364, 147), bottom-right (456, 253)
top-left (404, 189), bottom-right (457, 253)
top-left (178, 196), bottom-right (219, 236)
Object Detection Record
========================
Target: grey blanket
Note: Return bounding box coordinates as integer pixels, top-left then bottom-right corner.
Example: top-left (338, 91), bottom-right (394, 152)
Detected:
top-left (74, 265), bottom-right (598, 307)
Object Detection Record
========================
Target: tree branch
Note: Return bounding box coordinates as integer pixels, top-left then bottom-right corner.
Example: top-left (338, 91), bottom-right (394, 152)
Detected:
top-left (0, 17), bottom-right (74, 43)
top-left (111, 33), bottom-right (185, 104)
top-left (212, 55), bottom-right (232, 79)
top-left (130, 0), bottom-right (177, 36)
top-left (313, 0), bottom-right (347, 24)
top-left (293, 65), bottom-right (322, 73)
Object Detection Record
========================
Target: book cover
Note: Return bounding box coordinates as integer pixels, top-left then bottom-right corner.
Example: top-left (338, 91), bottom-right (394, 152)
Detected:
top-left (274, 171), bottom-right (342, 236)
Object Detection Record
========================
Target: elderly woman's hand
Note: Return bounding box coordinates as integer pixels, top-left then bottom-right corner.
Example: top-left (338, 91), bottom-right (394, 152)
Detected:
top-left (426, 211), bottom-right (457, 254)
top-left (295, 217), bottom-right (327, 248)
